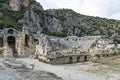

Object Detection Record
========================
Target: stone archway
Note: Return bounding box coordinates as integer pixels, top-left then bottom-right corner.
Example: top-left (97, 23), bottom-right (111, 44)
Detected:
top-left (68, 56), bottom-right (73, 64)
top-left (8, 29), bottom-right (14, 34)
top-left (7, 36), bottom-right (17, 57)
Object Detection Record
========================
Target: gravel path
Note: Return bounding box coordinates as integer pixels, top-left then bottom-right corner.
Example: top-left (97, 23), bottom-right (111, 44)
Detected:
top-left (17, 58), bottom-right (120, 80)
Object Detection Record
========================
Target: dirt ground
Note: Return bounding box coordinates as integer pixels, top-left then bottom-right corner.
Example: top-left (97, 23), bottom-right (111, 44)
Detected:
top-left (0, 58), bottom-right (62, 80)
top-left (17, 58), bottom-right (120, 80)
top-left (0, 57), bottom-right (120, 80)
top-left (94, 55), bottom-right (120, 69)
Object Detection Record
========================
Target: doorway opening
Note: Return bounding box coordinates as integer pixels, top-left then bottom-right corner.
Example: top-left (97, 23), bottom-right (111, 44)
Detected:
top-left (84, 56), bottom-right (87, 61)
top-left (68, 57), bottom-right (73, 64)
top-left (77, 56), bottom-right (80, 62)
top-left (25, 35), bottom-right (29, 47)
top-left (7, 36), bottom-right (17, 57)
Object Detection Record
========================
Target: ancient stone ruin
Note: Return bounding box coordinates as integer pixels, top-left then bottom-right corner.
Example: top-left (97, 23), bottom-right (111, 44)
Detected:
top-left (0, 27), bottom-right (36, 58)
top-left (0, 0), bottom-right (120, 64)
top-left (0, 27), bottom-right (120, 64)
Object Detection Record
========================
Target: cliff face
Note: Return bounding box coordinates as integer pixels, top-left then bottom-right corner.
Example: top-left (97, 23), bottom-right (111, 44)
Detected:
top-left (21, 1), bottom-right (44, 33)
top-left (44, 9), bottom-right (120, 38)
top-left (0, 0), bottom-right (44, 33)
top-left (0, 0), bottom-right (120, 40)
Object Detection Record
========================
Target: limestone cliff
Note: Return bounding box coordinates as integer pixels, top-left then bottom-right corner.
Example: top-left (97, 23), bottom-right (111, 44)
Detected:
top-left (9, 0), bottom-right (30, 11)
top-left (0, 0), bottom-right (120, 43)
top-left (0, 0), bottom-right (44, 33)
top-left (21, 1), bottom-right (44, 33)
top-left (44, 9), bottom-right (120, 37)
top-left (9, 0), bottom-right (21, 11)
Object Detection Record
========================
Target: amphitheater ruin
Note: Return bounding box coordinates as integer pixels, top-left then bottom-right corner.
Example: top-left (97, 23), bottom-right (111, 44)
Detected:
top-left (0, 27), bottom-right (120, 64)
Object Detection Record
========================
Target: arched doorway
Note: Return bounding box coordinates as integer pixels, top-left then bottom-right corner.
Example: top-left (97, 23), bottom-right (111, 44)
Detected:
top-left (77, 56), bottom-right (80, 62)
top-left (84, 56), bottom-right (87, 62)
top-left (8, 29), bottom-right (14, 34)
top-left (68, 57), bottom-right (73, 64)
top-left (25, 35), bottom-right (29, 47)
top-left (7, 36), bottom-right (17, 57)
top-left (7, 36), bottom-right (15, 48)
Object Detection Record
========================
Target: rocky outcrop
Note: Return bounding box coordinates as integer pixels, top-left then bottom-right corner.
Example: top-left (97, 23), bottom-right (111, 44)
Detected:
top-left (44, 9), bottom-right (120, 38)
top-left (1, 0), bottom-right (120, 41)
top-left (9, 0), bottom-right (21, 11)
top-left (45, 16), bottom-right (63, 33)
top-left (22, 2), bottom-right (44, 33)
top-left (9, 0), bottom-right (29, 11)
top-left (22, 0), bottom-right (30, 7)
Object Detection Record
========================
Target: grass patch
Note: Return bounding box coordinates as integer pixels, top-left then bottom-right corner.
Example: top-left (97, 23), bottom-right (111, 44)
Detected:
top-left (94, 55), bottom-right (120, 68)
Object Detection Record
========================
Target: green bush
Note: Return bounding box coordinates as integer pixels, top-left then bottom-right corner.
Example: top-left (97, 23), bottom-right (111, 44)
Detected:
top-left (0, 2), bottom-right (27, 31)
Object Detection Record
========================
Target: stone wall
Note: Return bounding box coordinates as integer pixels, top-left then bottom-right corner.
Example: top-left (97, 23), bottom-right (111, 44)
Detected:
top-left (17, 34), bottom-right (36, 57)
top-left (1, 28), bottom-right (36, 58)
top-left (90, 39), bottom-right (110, 55)
top-left (38, 55), bottom-right (90, 64)
top-left (50, 55), bottom-right (90, 64)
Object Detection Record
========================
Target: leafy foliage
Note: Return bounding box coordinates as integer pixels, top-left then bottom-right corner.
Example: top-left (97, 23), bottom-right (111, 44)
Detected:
top-left (0, 0), bottom-right (27, 31)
